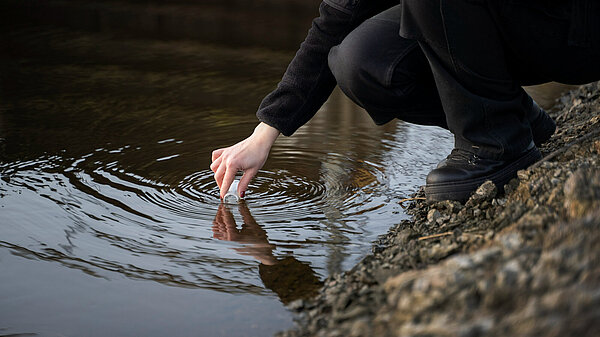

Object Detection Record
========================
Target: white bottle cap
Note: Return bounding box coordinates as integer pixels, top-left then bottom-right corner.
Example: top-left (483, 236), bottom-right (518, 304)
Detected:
top-left (223, 180), bottom-right (240, 203)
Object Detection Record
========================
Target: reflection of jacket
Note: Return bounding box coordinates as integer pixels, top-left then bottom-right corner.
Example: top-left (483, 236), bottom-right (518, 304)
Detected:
top-left (259, 256), bottom-right (322, 304)
top-left (256, 0), bottom-right (600, 137)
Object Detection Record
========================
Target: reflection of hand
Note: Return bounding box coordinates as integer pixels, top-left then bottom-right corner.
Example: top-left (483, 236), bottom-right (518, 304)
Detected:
top-left (213, 205), bottom-right (322, 304)
top-left (210, 122), bottom-right (279, 199)
top-left (211, 203), bottom-right (277, 265)
top-left (212, 203), bottom-right (242, 242)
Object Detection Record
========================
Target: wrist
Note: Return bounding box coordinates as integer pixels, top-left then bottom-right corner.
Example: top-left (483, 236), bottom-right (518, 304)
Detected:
top-left (253, 122), bottom-right (280, 146)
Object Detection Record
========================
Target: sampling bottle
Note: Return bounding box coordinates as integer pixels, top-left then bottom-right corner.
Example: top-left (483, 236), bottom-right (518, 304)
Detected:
top-left (223, 179), bottom-right (240, 203)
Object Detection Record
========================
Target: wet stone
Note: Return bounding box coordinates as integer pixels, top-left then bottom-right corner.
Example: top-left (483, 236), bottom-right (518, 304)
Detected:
top-left (517, 170), bottom-right (530, 180)
top-left (563, 167), bottom-right (600, 218)
top-left (427, 209), bottom-right (442, 223)
top-left (433, 200), bottom-right (463, 213)
top-left (395, 228), bottom-right (418, 244)
top-left (466, 181), bottom-right (497, 206)
top-left (288, 299), bottom-right (305, 311)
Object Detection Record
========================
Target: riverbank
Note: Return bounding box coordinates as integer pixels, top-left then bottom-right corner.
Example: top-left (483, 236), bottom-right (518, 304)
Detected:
top-left (278, 81), bottom-right (600, 337)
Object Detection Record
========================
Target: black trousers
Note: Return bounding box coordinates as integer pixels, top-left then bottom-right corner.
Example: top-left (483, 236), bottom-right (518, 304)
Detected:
top-left (328, 1), bottom-right (600, 159)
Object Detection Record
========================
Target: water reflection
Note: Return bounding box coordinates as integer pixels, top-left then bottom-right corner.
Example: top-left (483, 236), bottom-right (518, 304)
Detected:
top-left (0, 2), bottom-right (454, 336)
top-left (213, 202), bottom-right (322, 303)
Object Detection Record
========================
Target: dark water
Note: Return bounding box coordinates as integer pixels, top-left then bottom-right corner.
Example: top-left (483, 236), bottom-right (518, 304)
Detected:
top-left (0, 2), bottom-right (455, 336)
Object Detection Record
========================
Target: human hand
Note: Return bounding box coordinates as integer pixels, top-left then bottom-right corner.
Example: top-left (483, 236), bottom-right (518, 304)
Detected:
top-left (210, 122), bottom-right (279, 199)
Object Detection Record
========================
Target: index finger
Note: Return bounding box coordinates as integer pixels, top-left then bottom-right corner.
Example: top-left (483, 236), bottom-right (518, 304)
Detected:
top-left (212, 148), bottom-right (225, 162)
top-left (220, 168), bottom-right (237, 200)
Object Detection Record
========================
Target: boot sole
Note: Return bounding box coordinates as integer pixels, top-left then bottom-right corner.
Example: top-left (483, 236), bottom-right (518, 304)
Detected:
top-left (425, 147), bottom-right (542, 202)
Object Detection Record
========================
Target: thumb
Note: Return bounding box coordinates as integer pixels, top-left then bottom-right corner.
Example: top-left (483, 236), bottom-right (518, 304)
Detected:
top-left (238, 168), bottom-right (258, 198)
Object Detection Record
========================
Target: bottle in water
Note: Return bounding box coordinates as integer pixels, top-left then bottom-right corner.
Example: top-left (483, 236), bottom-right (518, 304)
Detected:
top-left (223, 179), bottom-right (240, 203)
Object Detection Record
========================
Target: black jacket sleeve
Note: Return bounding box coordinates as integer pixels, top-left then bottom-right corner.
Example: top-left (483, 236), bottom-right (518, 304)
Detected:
top-left (256, 0), bottom-right (398, 136)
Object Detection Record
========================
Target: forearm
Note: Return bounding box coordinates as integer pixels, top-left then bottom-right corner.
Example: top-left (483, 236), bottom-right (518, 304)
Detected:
top-left (257, 0), bottom-right (398, 136)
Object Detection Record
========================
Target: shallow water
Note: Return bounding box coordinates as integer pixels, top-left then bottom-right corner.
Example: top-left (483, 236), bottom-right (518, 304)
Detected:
top-left (0, 4), bottom-right (455, 337)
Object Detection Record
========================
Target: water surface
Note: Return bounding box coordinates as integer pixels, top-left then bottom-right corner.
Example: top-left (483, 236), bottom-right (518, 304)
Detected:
top-left (0, 3), bottom-right (453, 336)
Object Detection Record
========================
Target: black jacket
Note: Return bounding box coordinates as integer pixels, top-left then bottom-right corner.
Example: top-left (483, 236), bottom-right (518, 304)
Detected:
top-left (256, 0), bottom-right (397, 136)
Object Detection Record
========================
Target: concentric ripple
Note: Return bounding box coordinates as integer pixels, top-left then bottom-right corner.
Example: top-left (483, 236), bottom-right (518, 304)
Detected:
top-left (1, 122), bottom-right (452, 299)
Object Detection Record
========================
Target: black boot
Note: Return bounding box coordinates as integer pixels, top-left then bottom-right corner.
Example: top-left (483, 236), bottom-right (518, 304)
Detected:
top-left (529, 101), bottom-right (556, 147)
top-left (425, 143), bottom-right (541, 202)
top-left (435, 101), bottom-right (553, 171)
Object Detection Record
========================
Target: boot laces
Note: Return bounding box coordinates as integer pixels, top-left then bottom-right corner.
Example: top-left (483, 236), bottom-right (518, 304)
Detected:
top-left (447, 149), bottom-right (478, 166)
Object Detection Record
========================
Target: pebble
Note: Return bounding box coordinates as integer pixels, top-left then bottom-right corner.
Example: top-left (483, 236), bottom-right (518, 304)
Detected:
top-left (427, 209), bottom-right (441, 223)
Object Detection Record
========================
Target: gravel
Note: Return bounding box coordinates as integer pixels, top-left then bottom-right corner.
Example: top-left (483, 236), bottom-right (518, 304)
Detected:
top-left (277, 81), bottom-right (600, 337)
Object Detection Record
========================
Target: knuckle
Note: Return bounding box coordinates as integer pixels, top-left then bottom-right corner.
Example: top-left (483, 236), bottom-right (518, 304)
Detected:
top-left (225, 158), bottom-right (237, 168)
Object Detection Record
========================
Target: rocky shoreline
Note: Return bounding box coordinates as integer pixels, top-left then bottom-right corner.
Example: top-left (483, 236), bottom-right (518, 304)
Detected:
top-left (278, 81), bottom-right (600, 337)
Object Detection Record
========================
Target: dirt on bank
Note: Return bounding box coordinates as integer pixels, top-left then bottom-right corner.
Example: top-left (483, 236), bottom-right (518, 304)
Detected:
top-left (278, 82), bottom-right (600, 337)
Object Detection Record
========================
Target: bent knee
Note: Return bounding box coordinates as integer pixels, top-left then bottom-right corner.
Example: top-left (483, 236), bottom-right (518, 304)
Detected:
top-left (329, 35), bottom-right (424, 99)
top-left (328, 37), bottom-right (367, 92)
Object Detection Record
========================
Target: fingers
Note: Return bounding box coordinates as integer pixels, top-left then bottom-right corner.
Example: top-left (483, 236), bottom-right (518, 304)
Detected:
top-left (213, 203), bottom-right (238, 240)
top-left (210, 155), bottom-right (222, 173)
top-left (238, 202), bottom-right (259, 228)
top-left (212, 148), bottom-right (225, 162)
top-left (238, 168), bottom-right (258, 198)
top-left (214, 161), bottom-right (226, 190)
top-left (220, 168), bottom-right (237, 200)
top-left (223, 207), bottom-right (236, 228)
top-left (212, 204), bottom-right (226, 238)
top-left (212, 151), bottom-right (240, 198)
top-left (237, 202), bottom-right (252, 222)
